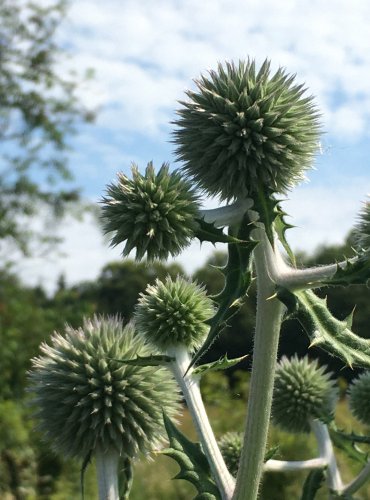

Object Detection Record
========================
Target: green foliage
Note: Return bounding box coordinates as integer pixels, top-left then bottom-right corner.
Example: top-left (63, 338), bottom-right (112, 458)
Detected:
top-left (161, 413), bottom-right (221, 499)
top-left (300, 469), bottom-right (326, 500)
top-left (348, 372), bottom-right (370, 425)
top-left (193, 354), bottom-right (248, 377)
top-left (0, 0), bottom-right (94, 253)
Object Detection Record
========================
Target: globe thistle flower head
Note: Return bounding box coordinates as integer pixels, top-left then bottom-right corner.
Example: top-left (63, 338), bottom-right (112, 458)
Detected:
top-left (348, 371), bottom-right (370, 425)
top-left (101, 162), bottom-right (200, 261)
top-left (29, 316), bottom-right (180, 461)
top-left (173, 59), bottom-right (321, 200)
top-left (219, 432), bottom-right (243, 477)
top-left (135, 276), bottom-right (214, 351)
top-left (353, 199), bottom-right (370, 256)
top-left (272, 355), bottom-right (337, 433)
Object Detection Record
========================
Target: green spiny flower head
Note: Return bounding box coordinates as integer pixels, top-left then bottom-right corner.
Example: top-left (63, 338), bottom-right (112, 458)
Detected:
top-left (272, 355), bottom-right (337, 433)
top-left (101, 162), bottom-right (200, 261)
top-left (353, 199), bottom-right (370, 256)
top-left (28, 316), bottom-right (180, 461)
top-left (173, 59), bottom-right (321, 200)
top-left (135, 276), bottom-right (214, 351)
top-left (219, 432), bottom-right (243, 477)
top-left (348, 371), bottom-right (370, 425)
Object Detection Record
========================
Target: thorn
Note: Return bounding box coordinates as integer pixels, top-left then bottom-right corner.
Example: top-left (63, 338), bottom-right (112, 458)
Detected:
top-left (266, 293), bottom-right (278, 300)
top-left (308, 339), bottom-right (321, 349)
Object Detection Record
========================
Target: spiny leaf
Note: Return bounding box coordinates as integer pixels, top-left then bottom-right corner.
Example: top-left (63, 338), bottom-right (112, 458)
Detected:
top-left (118, 456), bottom-right (134, 500)
top-left (193, 354), bottom-right (248, 376)
top-left (112, 354), bottom-right (174, 366)
top-left (322, 256), bottom-right (370, 287)
top-left (188, 217), bottom-right (256, 371)
top-left (252, 184), bottom-right (280, 245)
top-left (161, 413), bottom-right (221, 499)
top-left (329, 425), bottom-right (368, 465)
top-left (300, 469), bottom-right (326, 500)
top-left (274, 202), bottom-right (296, 266)
top-left (265, 445), bottom-right (279, 462)
top-left (294, 289), bottom-right (370, 369)
top-left (330, 428), bottom-right (370, 445)
top-left (194, 217), bottom-right (249, 245)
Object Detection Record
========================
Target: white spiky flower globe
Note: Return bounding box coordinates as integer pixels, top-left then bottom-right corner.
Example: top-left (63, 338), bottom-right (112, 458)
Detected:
top-left (272, 356), bottom-right (337, 433)
top-left (348, 371), bottom-right (370, 425)
top-left (353, 199), bottom-right (370, 256)
top-left (219, 432), bottom-right (243, 477)
top-left (29, 316), bottom-right (180, 461)
top-left (174, 59), bottom-right (321, 200)
top-left (101, 162), bottom-right (200, 261)
top-left (135, 276), bottom-right (214, 351)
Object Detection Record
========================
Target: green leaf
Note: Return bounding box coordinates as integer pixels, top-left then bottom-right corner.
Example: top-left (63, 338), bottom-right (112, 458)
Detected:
top-left (274, 203), bottom-right (296, 266)
top-left (264, 445), bottom-right (279, 462)
top-left (329, 426), bottom-right (368, 465)
top-left (194, 217), bottom-right (249, 245)
top-left (330, 428), bottom-right (370, 445)
top-left (118, 456), bottom-right (134, 500)
top-left (112, 354), bottom-right (174, 366)
top-left (294, 289), bottom-right (370, 369)
top-left (188, 217), bottom-right (256, 371)
top-left (161, 413), bottom-right (221, 499)
top-left (322, 257), bottom-right (370, 287)
top-left (252, 185), bottom-right (280, 245)
top-left (300, 469), bottom-right (326, 500)
top-left (193, 354), bottom-right (248, 376)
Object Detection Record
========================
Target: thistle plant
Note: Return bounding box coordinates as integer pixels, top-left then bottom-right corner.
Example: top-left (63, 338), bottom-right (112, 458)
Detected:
top-left (31, 58), bottom-right (370, 500)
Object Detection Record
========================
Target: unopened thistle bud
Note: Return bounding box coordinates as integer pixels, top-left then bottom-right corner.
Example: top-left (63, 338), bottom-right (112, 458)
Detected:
top-left (353, 199), bottom-right (370, 256)
top-left (29, 316), bottom-right (180, 461)
top-left (101, 162), bottom-right (200, 261)
top-left (219, 432), bottom-right (243, 477)
top-left (272, 356), bottom-right (337, 433)
top-left (135, 276), bottom-right (214, 351)
top-left (174, 59), bottom-right (320, 200)
top-left (348, 371), bottom-right (370, 425)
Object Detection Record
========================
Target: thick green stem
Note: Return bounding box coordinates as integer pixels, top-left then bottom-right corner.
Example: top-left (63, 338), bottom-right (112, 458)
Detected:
top-left (95, 445), bottom-right (119, 500)
top-left (233, 232), bottom-right (284, 500)
top-left (168, 346), bottom-right (235, 500)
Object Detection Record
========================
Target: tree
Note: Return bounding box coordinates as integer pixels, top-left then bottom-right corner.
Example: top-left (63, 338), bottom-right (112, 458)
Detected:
top-left (0, 0), bottom-right (94, 254)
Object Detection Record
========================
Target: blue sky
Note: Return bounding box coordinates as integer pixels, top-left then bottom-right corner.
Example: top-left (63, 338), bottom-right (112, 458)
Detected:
top-left (17, 0), bottom-right (370, 291)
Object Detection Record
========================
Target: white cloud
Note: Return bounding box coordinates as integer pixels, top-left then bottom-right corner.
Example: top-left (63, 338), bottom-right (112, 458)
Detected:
top-left (57, 0), bottom-right (370, 139)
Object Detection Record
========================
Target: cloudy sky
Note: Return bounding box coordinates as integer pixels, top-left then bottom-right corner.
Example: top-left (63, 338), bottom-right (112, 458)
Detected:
top-left (17, 0), bottom-right (370, 292)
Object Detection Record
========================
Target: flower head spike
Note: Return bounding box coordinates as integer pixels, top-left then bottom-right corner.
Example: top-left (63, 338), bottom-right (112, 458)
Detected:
top-left (28, 316), bottom-right (180, 460)
top-left (101, 162), bottom-right (200, 261)
top-left (135, 276), bottom-right (214, 351)
top-left (348, 371), bottom-right (370, 425)
top-left (353, 199), bottom-right (370, 256)
top-left (272, 355), bottom-right (337, 433)
top-left (173, 59), bottom-right (321, 200)
top-left (219, 432), bottom-right (243, 477)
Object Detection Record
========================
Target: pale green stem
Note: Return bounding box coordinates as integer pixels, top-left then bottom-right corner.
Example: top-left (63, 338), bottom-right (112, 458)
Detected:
top-left (95, 445), bottom-right (119, 500)
top-left (264, 457), bottom-right (327, 472)
top-left (310, 420), bottom-right (343, 493)
top-left (167, 346), bottom-right (235, 500)
top-left (342, 461), bottom-right (370, 495)
top-left (232, 229), bottom-right (284, 500)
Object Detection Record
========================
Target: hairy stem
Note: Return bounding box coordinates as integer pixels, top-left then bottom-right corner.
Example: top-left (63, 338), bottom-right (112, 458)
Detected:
top-left (311, 420), bottom-right (343, 493)
top-left (95, 445), bottom-right (119, 500)
top-left (233, 230), bottom-right (284, 500)
top-left (342, 461), bottom-right (370, 496)
top-left (199, 198), bottom-right (253, 228)
top-left (264, 458), bottom-right (327, 472)
top-left (168, 346), bottom-right (235, 500)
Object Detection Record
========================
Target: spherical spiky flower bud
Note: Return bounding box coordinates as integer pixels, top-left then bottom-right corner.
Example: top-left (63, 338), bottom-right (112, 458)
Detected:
top-left (135, 276), bottom-right (214, 351)
top-left (272, 356), bottom-right (337, 433)
top-left (28, 316), bottom-right (180, 460)
top-left (353, 200), bottom-right (370, 256)
top-left (348, 371), bottom-right (370, 425)
top-left (219, 432), bottom-right (243, 477)
top-left (173, 59), bottom-right (320, 200)
top-left (101, 162), bottom-right (200, 261)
